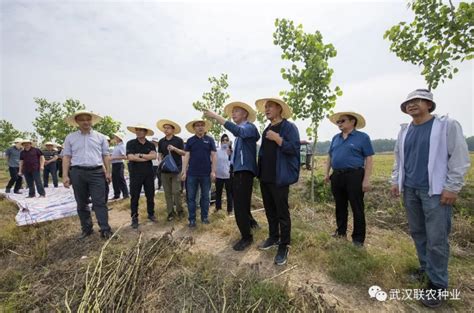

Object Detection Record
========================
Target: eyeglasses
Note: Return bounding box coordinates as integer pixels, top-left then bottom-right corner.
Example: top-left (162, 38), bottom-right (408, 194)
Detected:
top-left (336, 119), bottom-right (346, 124)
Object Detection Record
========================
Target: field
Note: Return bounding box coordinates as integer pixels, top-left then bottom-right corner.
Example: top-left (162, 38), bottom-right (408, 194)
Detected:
top-left (0, 154), bottom-right (472, 312)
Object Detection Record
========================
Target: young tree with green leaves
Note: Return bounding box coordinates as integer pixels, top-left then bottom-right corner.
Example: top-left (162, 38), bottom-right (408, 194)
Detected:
top-left (192, 74), bottom-right (230, 140)
top-left (0, 120), bottom-right (24, 152)
top-left (384, 0), bottom-right (473, 90)
top-left (94, 116), bottom-right (122, 140)
top-left (273, 18), bottom-right (342, 202)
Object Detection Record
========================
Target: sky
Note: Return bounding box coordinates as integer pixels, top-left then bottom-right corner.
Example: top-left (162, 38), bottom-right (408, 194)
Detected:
top-left (1, 0), bottom-right (473, 143)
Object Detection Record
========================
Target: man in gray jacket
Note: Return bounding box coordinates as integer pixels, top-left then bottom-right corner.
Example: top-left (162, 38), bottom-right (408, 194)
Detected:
top-left (391, 89), bottom-right (470, 308)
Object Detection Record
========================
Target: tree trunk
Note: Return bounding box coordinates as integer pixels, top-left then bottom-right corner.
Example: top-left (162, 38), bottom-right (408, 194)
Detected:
top-left (310, 129), bottom-right (319, 202)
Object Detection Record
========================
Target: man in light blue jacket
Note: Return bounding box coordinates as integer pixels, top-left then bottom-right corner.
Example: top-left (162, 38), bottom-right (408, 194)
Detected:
top-left (391, 89), bottom-right (470, 308)
top-left (204, 101), bottom-right (261, 251)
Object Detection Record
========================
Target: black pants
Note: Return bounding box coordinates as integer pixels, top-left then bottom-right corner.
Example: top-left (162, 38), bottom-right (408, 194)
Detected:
top-left (70, 167), bottom-right (111, 233)
top-left (330, 168), bottom-right (366, 243)
top-left (233, 171), bottom-right (256, 240)
top-left (43, 162), bottom-right (58, 187)
top-left (260, 182), bottom-right (290, 246)
top-left (24, 170), bottom-right (45, 197)
top-left (215, 178), bottom-right (233, 212)
top-left (112, 163), bottom-right (129, 198)
top-left (6, 167), bottom-right (22, 192)
top-left (153, 166), bottom-right (162, 189)
top-left (129, 171), bottom-right (155, 219)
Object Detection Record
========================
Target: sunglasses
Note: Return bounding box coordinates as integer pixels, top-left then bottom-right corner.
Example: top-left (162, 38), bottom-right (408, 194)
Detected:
top-left (336, 119), bottom-right (347, 124)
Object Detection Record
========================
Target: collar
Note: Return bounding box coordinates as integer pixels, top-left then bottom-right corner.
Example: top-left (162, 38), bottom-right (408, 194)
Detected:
top-left (339, 129), bottom-right (357, 138)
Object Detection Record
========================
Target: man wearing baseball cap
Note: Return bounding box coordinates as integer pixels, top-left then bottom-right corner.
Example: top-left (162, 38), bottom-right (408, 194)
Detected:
top-left (391, 89), bottom-right (470, 308)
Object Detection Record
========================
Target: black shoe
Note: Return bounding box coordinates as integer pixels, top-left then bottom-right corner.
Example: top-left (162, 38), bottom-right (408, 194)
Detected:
top-left (352, 241), bottom-right (364, 248)
top-left (112, 196), bottom-right (120, 200)
top-left (331, 231), bottom-right (346, 238)
top-left (274, 245), bottom-right (289, 265)
top-left (233, 237), bottom-right (253, 251)
top-left (421, 281), bottom-right (444, 308)
top-left (5, 189), bottom-right (11, 193)
top-left (148, 215), bottom-right (157, 223)
top-left (78, 230), bottom-right (93, 240)
top-left (202, 218), bottom-right (210, 224)
top-left (259, 238), bottom-right (280, 250)
top-left (131, 219), bottom-right (139, 229)
top-left (188, 220), bottom-right (196, 228)
top-left (100, 230), bottom-right (113, 239)
top-left (167, 214), bottom-right (175, 222)
top-left (26, 195), bottom-right (35, 198)
top-left (123, 195), bottom-right (130, 199)
top-left (13, 190), bottom-right (22, 194)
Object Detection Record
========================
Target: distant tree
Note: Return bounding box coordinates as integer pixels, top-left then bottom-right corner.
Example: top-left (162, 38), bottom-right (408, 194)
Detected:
top-left (273, 18), bottom-right (341, 201)
top-left (94, 116), bottom-right (122, 139)
top-left (466, 136), bottom-right (474, 151)
top-left (192, 74), bottom-right (230, 141)
top-left (0, 120), bottom-right (23, 151)
top-left (384, 0), bottom-right (474, 90)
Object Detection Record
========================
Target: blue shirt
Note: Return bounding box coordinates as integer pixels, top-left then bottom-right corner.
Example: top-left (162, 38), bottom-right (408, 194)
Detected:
top-left (403, 117), bottom-right (434, 189)
top-left (329, 130), bottom-right (374, 169)
top-left (63, 130), bottom-right (110, 166)
top-left (185, 135), bottom-right (217, 177)
top-left (5, 146), bottom-right (21, 167)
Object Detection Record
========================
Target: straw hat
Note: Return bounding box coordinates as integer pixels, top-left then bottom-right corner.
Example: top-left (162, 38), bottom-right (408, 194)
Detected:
top-left (328, 111), bottom-right (366, 129)
top-left (156, 119), bottom-right (182, 134)
top-left (113, 132), bottom-right (125, 141)
top-left (126, 124), bottom-right (155, 136)
top-left (255, 97), bottom-right (292, 119)
top-left (21, 139), bottom-right (33, 145)
top-left (13, 138), bottom-right (23, 144)
top-left (185, 119), bottom-right (212, 134)
top-left (65, 110), bottom-right (102, 127)
top-left (400, 89), bottom-right (436, 113)
top-left (44, 141), bottom-right (55, 146)
top-left (223, 101), bottom-right (257, 123)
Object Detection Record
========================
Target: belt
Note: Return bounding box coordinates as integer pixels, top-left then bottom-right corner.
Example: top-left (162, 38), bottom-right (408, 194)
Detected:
top-left (71, 165), bottom-right (103, 171)
top-left (332, 167), bottom-right (363, 175)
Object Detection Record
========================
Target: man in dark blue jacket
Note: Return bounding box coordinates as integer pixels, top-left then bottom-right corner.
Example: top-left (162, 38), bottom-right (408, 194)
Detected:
top-left (204, 101), bottom-right (261, 251)
top-left (255, 98), bottom-right (300, 266)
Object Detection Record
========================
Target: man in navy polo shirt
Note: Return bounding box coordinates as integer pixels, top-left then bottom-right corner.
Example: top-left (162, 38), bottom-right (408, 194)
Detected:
top-left (324, 111), bottom-right (374, 247)
top-left (181, 119), bottom-right (216, 227)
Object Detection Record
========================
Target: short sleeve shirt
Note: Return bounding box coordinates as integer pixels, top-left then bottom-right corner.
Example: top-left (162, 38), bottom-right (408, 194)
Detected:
top-left (42, 149), bottom-right (58, 161)
top-left (329, 130), bottom-right (374, 169)
top-left (5, 146), bottom-right (21, 167)
top-left (185, 135), bottom-right (216, 176)
top-left (158, 136), bottom-right (184, 171)
top-left (126, 139), bottom-right (156, 174)
top-left (20, 147), bottom-right (43, 173)
top-left (111, 142), bottom-right (126, 164)
top-left (63, 130), bottom-right (110, 166)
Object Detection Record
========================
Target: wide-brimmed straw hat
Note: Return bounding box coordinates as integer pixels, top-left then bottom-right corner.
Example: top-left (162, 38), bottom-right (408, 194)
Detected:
top-left (185, 119), bottom-right (212, 134)
top-left (223, 101), bottom-right (257, 123)
top-left (113, 132), bottom-right (125, 141)
top-left (44, 141), bottom-right (56, 146)
top-left (21, 139), bottom-right (33, 145)
top-left (65, 110), bottom-right (103, 127)
top-left (329, 111), bottom-right (366, 129)
top-left (156, 119), bottom-right (182, 134)
top-left (126, 124), bottom-right (155, 136)
top-left (13, 138), bottom-right (23, 144)
top-left (400, 89), bottom-right (436, 113)
top-left (255, 97), bottom-right (292, 119)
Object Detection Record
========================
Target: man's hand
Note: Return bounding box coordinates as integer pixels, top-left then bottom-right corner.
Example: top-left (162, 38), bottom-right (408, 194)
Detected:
top-left (266, 130), bottom-right (281, 143)
top-left (181, 171), bottom-right (187, 182)
top-left (362, 179), bottom-right (371, 192)
top-left (440, 190), bottom-right (458, 205)
top-left (390, 185), bottom-right (399, 197)
top-left (167, 145), bottom-right (176, 152)
top-left (40, 166), bottom-right (44, 171)
top-left (105, 173), bottom-right (112, 184)
top-left (324, 175), bottom-right (330, 184)
top-left (203, 109), bottom-right (218, 120)
top-left (211, 171), bottom-right (216, 183)
top-left (63, 176), bottom-right (71, 188)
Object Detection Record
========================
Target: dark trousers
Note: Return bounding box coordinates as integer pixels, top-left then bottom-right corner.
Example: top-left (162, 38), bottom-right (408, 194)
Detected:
top-left (24, 171), bottom-right (45, 197)
top-left (43, 162), bottom-right (58, 187)
top-left (260, 182), bottom-right (290, 245)
top-left (112, 163), bottom-right (129, 198)
top-left (233, 171), bottom-right (255, 240)
top-left (6, 167), bottom-right (22, 192)
top-left (57, 160), bottom-right (63, 178)
top-left (330, 168), bottom-right (366, 243)
top-left (70, 167), bottom-right (111, 233)
top-left (153, 166), bottom-right (162, 189)
top-left (215, 178), bottom-right (233, 212)
top-left (129, 171), bottom-right (155, 219)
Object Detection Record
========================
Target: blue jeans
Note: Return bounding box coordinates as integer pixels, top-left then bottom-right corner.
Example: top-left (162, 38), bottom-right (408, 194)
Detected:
top-left (186, 175), bottom-right (211, 222)
top-left (403, 186), bottom-right (452, 288)
top-left (24, 171), bottom-right (45, 197)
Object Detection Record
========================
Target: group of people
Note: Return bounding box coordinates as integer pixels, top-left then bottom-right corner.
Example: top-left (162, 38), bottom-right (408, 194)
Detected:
top-left (4, 89), bottom-right (470, 308)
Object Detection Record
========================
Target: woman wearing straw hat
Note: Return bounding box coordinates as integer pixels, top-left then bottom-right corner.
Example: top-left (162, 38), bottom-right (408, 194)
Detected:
top-left (126, 124), bottom-right (157, 229)
top-left (62, 110), bottom-right (113, 239)
top-left (324, 111), bottom-right (374, 248)
top-left (181, 119), bottom-right (216, 227)
top-left (156, 119), bottom-right (185, 221)
top-left (255, 97), bottom-right (300, 266)
top-left (204, 101), bottom-right (261, 251)
top-left (4, 138), bottom-right (24, 194)
top-left (42, 142), bottom-right (59, 188)
top-left (19, 138), bottom-right (46, 198)
top-left (110, 132), bottom-right (129, 200)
